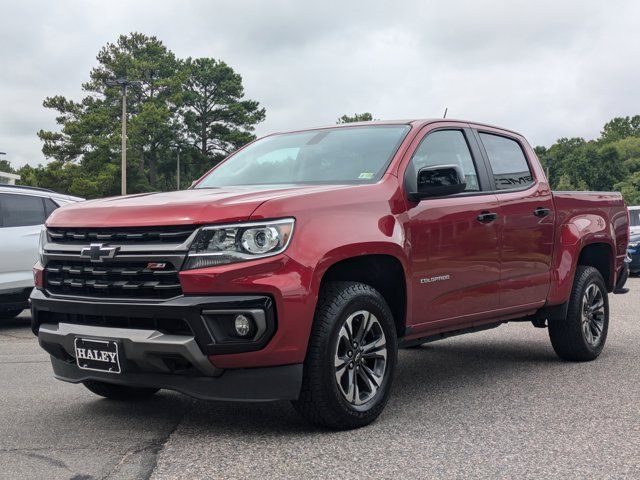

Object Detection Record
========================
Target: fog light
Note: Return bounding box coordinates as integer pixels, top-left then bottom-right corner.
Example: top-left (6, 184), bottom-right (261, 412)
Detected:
top-left (234, 314), bottom-right (251, 337)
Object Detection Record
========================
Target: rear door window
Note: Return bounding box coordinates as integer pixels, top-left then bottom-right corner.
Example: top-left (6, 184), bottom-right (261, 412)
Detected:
top-left (0, 193), bottom-right (46, 227)
top-left (479, 133), bottom-right (534, 190)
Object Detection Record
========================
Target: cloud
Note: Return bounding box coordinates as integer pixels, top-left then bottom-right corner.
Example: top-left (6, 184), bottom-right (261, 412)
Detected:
top-left (0, 0), bottom-right (639, 168)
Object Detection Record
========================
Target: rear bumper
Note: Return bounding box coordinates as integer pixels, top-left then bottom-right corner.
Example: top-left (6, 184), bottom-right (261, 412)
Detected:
top-left (614, 260), bottom-right (630, 294)
top-left (0, 287), bottom-right (31, 312)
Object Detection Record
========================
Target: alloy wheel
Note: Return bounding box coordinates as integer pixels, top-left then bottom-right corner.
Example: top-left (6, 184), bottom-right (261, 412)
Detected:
top-left (581, 283), bottom-right (606, 346)
top-left (334, 310), bottom-right (388, 406)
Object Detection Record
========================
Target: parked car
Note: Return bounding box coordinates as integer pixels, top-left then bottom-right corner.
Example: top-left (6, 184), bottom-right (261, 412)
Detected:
top-left (629, 206), bottom-right (640, 236)
top-left (0, 185), bottom-right (83, 319)
top-left (627, 233), bottom-right (640, 275)
top-left (31, 120), bottom-right (629, 429)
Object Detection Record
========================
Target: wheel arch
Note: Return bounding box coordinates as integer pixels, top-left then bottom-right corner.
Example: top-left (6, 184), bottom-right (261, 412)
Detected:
top-left (577, 242), bottom-right (614, 291)
top-left (317, 253), bottom-right (408, 338)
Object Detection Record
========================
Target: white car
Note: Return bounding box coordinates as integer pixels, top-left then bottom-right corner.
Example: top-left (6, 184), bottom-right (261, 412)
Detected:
top-left (629, 206), bottom-right (640, 236)
top-left (0, 185), bottom-right (83, 319)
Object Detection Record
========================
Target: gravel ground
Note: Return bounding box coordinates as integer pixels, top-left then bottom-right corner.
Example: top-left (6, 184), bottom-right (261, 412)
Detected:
top-left (1, 279), bottom-right (639, 479)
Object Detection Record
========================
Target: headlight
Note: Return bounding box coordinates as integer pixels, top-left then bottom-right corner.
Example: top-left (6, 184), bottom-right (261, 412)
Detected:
top-left (184, 218), bottom-right (295, 270)
top-left (38, 227), bottom-right (47, 263)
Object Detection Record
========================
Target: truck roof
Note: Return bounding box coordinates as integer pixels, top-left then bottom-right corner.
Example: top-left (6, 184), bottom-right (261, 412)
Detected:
top-left (275, 119), bottom-right (524, 138)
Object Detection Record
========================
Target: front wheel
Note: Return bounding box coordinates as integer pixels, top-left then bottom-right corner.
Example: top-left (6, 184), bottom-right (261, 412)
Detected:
top-left (548, 266), bottom-right (609, 361)
top-left (292, 281), bottom-right (398, 430)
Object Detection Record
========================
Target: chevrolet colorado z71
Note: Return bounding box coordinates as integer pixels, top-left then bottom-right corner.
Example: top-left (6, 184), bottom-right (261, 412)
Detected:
top-left (31, 120), bottom-right (629, 429)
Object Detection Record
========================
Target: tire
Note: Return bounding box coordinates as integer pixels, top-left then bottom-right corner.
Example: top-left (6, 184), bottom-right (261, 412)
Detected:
top-left (548, 266), bottom-right (609, 361)
top-left (83, 380), bottom-right (159, 401)
top-left (0, 309), bottom-right (23, 320)
top-left (292, 281), bottom-right (398, 430)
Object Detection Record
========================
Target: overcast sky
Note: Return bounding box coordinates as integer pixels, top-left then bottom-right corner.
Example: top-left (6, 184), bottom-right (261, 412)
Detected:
top-left (1, 0), bottom-right (639, 168)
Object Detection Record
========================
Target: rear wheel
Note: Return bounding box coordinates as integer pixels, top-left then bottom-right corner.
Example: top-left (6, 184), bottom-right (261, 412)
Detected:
top-left (83, 380), bottom-right (159, 401)
top-left (292, 281), bottom-right (398, 430)
top-left (548, 266), bottom-right (609, 361)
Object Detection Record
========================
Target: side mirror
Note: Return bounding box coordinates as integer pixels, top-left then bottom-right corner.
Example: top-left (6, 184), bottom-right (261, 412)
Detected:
top-left (410, 164), bottom-right (466, 201)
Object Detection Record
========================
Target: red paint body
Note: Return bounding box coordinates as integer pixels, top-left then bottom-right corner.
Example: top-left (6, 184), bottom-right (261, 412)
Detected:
top-left (46, 120), bottom-right (629, 369)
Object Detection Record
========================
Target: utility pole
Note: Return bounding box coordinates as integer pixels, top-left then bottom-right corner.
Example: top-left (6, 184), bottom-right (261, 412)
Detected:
top-left (105, 78), bottom-right (141, 195)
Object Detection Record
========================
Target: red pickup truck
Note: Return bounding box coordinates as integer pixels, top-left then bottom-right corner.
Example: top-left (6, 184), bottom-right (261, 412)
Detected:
top-left (31, 119), bottom-right (629, 429)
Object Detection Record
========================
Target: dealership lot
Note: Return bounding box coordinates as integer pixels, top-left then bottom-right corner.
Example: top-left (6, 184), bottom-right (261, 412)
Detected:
top-left (1, 280), bottom-right (638, 480)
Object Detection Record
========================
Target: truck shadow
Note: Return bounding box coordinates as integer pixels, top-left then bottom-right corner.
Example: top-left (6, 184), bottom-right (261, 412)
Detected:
top-left (44, 327), bottom-right (574, 436)
top-left (75, 333), bottom-right (568, 436)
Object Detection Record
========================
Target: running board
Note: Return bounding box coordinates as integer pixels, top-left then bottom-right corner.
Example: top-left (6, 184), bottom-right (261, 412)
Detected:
top-left (399, 322), bottom-right (503, 348)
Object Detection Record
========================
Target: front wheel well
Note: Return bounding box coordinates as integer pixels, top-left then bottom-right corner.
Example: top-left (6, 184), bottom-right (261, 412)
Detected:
top-left (320, 255), bottom-right (407, 337)
top-left (577, 243), bottom-right (613, 291)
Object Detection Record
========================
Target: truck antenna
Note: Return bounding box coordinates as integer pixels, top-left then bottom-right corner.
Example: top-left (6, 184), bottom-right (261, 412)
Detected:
top-left (443, 107), bottom-right (448, 119)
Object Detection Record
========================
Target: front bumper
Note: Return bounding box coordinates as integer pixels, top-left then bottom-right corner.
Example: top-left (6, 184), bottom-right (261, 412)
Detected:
top-left (32, 291), bottom-right (302, 401)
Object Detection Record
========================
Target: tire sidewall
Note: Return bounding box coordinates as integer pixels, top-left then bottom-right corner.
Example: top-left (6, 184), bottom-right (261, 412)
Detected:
top-left (573, 269), bottom-right (609, 356)
top-left (321, 290), bottom-right (397, 421)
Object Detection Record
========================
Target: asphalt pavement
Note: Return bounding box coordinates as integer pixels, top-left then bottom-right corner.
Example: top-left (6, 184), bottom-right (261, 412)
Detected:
top-left (1, 279), bottom-right (639, 479)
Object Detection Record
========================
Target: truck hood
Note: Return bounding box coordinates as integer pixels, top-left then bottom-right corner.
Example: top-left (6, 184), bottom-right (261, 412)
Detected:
top-left (46, 185), bottom-right (352, 228)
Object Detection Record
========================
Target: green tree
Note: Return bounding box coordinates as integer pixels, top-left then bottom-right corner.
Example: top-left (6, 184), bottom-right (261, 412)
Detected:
top-left (0, 159), bottom-right (15, 173)
top-left (179, 57), bottom-right (265, 180)
top-left (337, 112), bottom-right (374, 124)
top-left (600, 115), bottom-right (640, 143)
top-left (34, 33), bottom-right (265, 198)
top-left (615, 172), bottom-right (640, 205)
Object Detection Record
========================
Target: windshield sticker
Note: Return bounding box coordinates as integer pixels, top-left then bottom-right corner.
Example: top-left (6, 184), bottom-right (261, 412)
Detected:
top-left (358, 172), bottom-right (375, 179)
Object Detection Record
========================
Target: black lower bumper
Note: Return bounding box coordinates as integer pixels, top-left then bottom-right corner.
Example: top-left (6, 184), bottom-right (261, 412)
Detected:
top-left (50, 356), bottom-right (302, 402)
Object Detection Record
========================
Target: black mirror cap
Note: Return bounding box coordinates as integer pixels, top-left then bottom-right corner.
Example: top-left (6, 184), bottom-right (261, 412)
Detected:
top-left (410, 164), bottom-right (467, 201)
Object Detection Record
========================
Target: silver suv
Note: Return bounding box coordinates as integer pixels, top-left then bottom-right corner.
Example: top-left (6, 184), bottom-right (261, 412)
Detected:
top-left (0, 185), bottom-right (83, 319)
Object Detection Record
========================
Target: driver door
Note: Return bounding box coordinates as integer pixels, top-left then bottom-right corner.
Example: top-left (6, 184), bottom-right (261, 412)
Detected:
top-left (403, 125), bottom-right (502, 329)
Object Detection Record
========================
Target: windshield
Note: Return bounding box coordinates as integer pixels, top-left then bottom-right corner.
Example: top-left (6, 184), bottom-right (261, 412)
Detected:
top-left (630, 209), bottom-right (640, 227)
top-left (196, 125), bottom-right (410, 187)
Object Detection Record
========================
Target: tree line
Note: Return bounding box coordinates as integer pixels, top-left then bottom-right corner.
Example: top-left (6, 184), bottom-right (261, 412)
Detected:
top-left (535, 115), bottom-right (640, 204)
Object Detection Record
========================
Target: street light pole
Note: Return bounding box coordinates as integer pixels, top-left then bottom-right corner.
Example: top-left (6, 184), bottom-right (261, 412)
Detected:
top-left (105, 78), bottom-right (141, 196)
top-left (120, 84), bottom-right (127, 195)
top-left (176, 148), bottom-right (180, 190)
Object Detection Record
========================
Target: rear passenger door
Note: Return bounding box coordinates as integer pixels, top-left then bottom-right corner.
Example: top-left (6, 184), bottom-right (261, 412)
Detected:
top-left (473, 129), bottom-right (555, 310)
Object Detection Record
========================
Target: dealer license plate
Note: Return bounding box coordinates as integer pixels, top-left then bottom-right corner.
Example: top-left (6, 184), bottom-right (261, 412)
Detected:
top-left (74, 337), bottom-right (121, 374)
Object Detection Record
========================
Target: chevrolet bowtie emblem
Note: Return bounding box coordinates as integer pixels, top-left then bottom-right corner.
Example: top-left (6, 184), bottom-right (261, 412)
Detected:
top-left (80, 243), bottom-right (119, 263)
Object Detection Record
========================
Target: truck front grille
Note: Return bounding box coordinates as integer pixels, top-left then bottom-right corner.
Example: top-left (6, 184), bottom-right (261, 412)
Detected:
top-left (47, 226), bottom-right (197, 245)
top-left (44, 260), bottom-right (182, 299)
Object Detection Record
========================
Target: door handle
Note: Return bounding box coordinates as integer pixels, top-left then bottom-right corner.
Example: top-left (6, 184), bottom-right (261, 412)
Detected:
top-left (534, 207), bottom-right (551, 218)
top-left (477, 211), bottom-right (498, 223)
